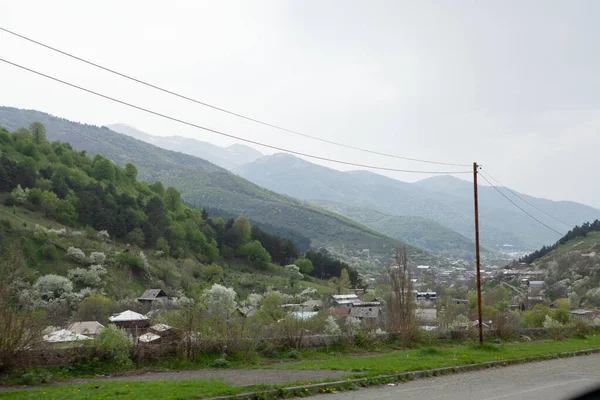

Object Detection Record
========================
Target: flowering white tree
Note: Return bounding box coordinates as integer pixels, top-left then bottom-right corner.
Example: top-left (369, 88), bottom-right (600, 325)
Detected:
top-left (67, 247), bottom-right (87, 264)
top-left (67, 265), bottom-right (107, 287)
top-left (88, 252), bottom-right (106, 265)
top-left (33, 274), bottom-right (74, 300)
top-left (203, 284), bottom-right (237, 317)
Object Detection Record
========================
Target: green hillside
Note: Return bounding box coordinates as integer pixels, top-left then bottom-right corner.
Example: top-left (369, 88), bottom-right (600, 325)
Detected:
top-left (523, 220), bottom-right (600, 307)
top-left (235, 153), bottom-right (530, 250)
top-left (0, 107), bottom-right (438, 269)
top-left (311, 200), bottom-right (482, 259)
top-left (0, 123), bottom-right (342, 305)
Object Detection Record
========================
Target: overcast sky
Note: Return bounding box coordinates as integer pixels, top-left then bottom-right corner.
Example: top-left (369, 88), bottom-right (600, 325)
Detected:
top-left (1, 1), bottom-right (600, 207)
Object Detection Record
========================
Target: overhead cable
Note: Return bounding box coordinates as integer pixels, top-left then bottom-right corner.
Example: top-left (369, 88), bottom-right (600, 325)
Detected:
top-left (0, 57), bottom-right (472, 175)
top-left (0, 26), bottom-right (469, 168)
top-left (478, 172), bottom-right (565, 236)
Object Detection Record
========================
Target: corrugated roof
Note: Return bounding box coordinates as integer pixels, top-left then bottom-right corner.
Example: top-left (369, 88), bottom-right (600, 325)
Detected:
top-left (138, 289), bottom-right (168, 300)
top-left (349, 307), bottom-right (380, 319)
top-left (150, 323), bottom-right (172, 332)
top-left (68, 321), bottom-right (105, 335)
top-left (139, 332), bottom-right (161, 343)
top-left (44, 329), bottom-right (92, 343)
top-left (109, 310), bottom-right (148, 322)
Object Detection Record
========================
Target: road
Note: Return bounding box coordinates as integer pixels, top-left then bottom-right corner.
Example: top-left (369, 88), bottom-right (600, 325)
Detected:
top-left (317, 354), bottom-right (600, 400)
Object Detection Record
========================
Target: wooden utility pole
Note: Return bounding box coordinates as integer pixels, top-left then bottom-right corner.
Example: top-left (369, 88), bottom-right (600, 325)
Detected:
top-left (473, 162), bottom-right (484, 345)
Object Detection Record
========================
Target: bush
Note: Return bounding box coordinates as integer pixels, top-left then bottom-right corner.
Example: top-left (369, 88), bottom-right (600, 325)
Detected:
top-left (116, 252), bottom-right (145, 273)
top-left (94, 325), bottom-right (132, 367)
top-left (41, 244), bottom-right (58, 260)
top-left (67, 247), bottom-right (87, 264)
top-left (210, 358), bottom-right (230, 368)
top-left (88, 252), bottom-right (106, 265)
top-left (67, 265), bottom-right (107, 287)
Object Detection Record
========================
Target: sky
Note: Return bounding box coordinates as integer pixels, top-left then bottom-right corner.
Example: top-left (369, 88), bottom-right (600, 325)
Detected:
top-left (1, 1), bottom-right (600, 207)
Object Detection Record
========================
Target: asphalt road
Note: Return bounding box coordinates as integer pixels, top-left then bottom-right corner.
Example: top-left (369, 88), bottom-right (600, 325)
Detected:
top-left (316, 354), bottom-right (600, 400)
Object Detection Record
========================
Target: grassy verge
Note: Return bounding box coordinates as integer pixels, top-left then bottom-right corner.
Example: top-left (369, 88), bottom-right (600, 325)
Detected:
top-left (0, 378), bottom-right (267, 400)
top-left (2, 336), bottom-right (600, 399)
top-left (267, 335), bottom-right (600, 375)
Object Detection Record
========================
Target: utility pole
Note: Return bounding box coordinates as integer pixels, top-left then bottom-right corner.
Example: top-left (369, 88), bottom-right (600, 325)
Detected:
top-left (473, 162), bottom-right (483, 345)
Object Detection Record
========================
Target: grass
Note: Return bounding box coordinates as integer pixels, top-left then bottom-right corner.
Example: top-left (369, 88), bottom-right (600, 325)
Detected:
top-left (266, 335), bottom-right (600, 375)
top-left (0, 378), bottom-right (263, 400)
top-left (3, 336), bottom-right (600, 399)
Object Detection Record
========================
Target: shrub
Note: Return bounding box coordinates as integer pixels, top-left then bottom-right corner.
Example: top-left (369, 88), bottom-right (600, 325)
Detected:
top-left (210, 358), bottom-right (230, 368)
top-left (88, 252), bottom-right (106, 265)
top-left (67, 265), bottom-right (107, 287)
top-left (116, 252), bottom-right (145, 273)
top-left (33, 274), bottom-right (73, 300)
top-left (67, 247), bottom-right (87, 264)
top-left (324, 315), bottom-right (341, 335)
top-left (94, 325), bottom-right (132, 367)
top-left (543, 315), bottom-right (567, 340)
top-left (41, 244), bottom-right (58, 260)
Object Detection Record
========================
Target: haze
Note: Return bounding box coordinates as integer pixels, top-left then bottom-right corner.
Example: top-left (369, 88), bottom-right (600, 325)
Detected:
top-left (1, 0), bottom-right (599, 207)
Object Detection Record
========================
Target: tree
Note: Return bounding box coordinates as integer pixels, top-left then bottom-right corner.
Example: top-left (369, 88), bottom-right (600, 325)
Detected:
top-left (240, 240), bottom-right (271, 269)
top-left (232, 217), bottom-right (251, 247)
top-left (259, 291), bottom-right (286, 321)
top-left (294, 256), bottom-right (313, 275)
top-left (92, 157), bottom-right (115, 181)
top-left (164, 187), bottom-right (181, 211)
top-left (76, 294), bottom-right (116, 325)
top-left (386, 246), bottom-right (416, 338)
top-left (522, 304), bottom-right (550, 328)
top-left (33, 275), bottom-right (73, 300)
top-left (284, 264), bottom-right (303, 288)
top-left (124, 162), bottom-right (138, 180)
top-left (330, 268), bottom-right (352, 295)
top-left (29, 122), bottom-right (46, 144)
top-left (202, 263), bottom-right (224, 283)
top-left (203, 284), bottom-right (237, 317)
top-left (127, 228), bottom-right (145, 247)
top-left (149, 181), bottom-right (165, 197)
top-left (555, 298), bottom-right (570, 310)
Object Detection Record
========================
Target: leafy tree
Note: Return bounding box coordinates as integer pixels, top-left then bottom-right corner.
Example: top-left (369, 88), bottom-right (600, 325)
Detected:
top-left (330, 268), bottom-right (352, 295)
top-left (92, 156), bottom-right (115, 181)
top-left (202, 263), bottom-right (224, 283)
top-left (155, 237), bottom-right (171, 256)
top-left (77, 294), bottom-right (116, 325)
top-left (555, 298), bottom-right (570, 310)
top-left (522, 304), bottom-right (550, 328)
top-left (294, 256), bottom-right (313, 275)
top-left (126, 228), bottom-right (145, 247)
top-left (259, 291), bottom-right (286, 321)
top-left (149, 181), bottom-right (165, 197)
top-left (240, 240), bottom-right (271, 270)
top-left (232, 217), bottom-right (251, 247)
top-left (29, 122), bottom-right (46, 144)
top-left (116, 252), bottom-right (145, 273)
top-left (164, 186), bottom-right (181, 211)
top-left (124, 162), bottom-right (138, 180)
top-left (203, 284), bottom-right (237, 317)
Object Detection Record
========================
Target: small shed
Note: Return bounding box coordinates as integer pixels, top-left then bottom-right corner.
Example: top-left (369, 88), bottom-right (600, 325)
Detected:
top-left (138, 289), bottom-right (168, 303)
top-left (44, 329), bottom-right (92, 347)
top-left (138, 332), bottom-right (161, 344)
top-left (235, 306), bottom-right (257, 318)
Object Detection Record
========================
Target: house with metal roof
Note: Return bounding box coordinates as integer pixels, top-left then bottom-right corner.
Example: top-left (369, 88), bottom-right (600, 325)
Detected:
top-left (138, 289), bottom-right (168, 303)
top-left (68, 321), bottom-right (104, 337)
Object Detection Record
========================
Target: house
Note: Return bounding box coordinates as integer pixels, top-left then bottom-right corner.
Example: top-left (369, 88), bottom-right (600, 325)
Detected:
top-left (302, 299), bottom-right (323, 311)
top-left (138, 289), bottom-right (168, 303)
top-left (235, 306), bottom-right (257, 318)
top-left (569, 309), bottom-right (597, 320)
top-left (109, 310), bottom-right (150, 330)
top-left (349, 307), bottom-right (380, 319)
top-left (68, 321), bottom-right (104, 337)
top-left (415, 291), bottom-right (437, 301)
top-left (43, 329), bottom-right (92, 347)
top-left (527, 281), bottom-right (545, 295)
top-left (331, 294), bottom-right (361, 307)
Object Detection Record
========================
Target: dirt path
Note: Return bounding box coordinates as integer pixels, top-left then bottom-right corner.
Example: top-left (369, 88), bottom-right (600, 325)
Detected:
top-left (0, 368), bottom-right (349, 392)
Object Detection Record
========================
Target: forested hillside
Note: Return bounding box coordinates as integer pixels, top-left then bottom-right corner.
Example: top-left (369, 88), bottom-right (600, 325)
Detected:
top-left (312, 200), bottom-right (485, 259)
top-left (0, 107), bottom-right (437, 268)
top-left (525, 221), bottom-right (600, 307)
top-left (236, 153), bottom-right (527, 249)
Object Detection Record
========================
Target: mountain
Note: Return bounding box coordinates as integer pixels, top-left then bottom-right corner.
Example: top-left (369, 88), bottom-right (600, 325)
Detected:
top-left (235, 153), bottom-right (528, 250)
top-left (237, 153), bottom-right (600, 250)
top-left (311, 200), bottom-right (482, 259)
top-left (106, 123), bottom-right (263, 170)
top-left (414, 175), bottom-right (600, 249)
top-left (0, 107), bottom-right (438, 270)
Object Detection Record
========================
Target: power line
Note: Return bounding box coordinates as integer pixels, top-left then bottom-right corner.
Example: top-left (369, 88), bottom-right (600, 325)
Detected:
top-left (479, 169), bottom-right (574, 228)
top-left (0, 57), bottom-right (472, 175)
top-left (0, 26), bottom-right (470, 168)
top-left (477, 172), bottom-right (565, 237)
